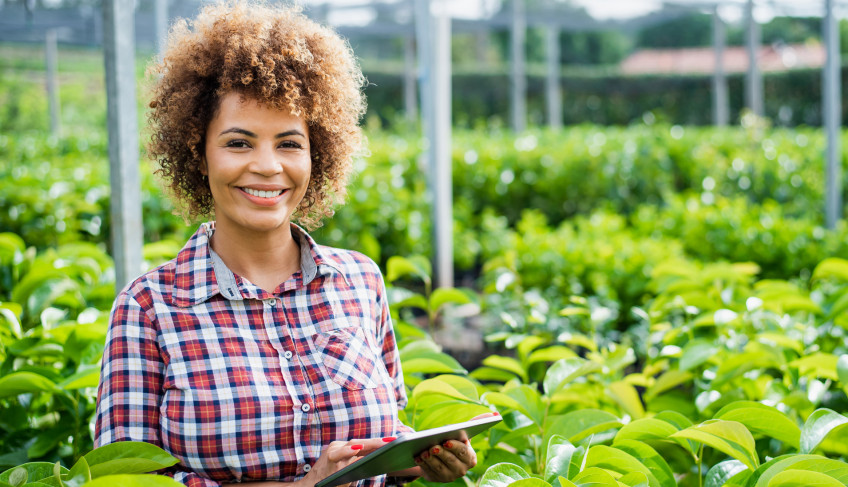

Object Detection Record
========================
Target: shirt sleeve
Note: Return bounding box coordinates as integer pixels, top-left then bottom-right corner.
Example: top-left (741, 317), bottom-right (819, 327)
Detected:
top-left (94, 290), bottom-right (222, 487)
top-left (373, 269), bottom-right (414, 435)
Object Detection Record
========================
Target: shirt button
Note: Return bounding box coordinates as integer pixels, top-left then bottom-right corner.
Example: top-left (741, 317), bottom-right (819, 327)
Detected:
top-left (303, 464), bottom-right (312, 473)
top-left (264, 298), bottom-right (276, 307)
top-left (284, 351), bottom-right (293, 360)
top-left (301, 403), bottom-right (311, 412)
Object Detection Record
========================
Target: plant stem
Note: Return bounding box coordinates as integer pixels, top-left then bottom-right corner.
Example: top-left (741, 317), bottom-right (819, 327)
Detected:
top-left (698, 444), bottom-right (704, 487)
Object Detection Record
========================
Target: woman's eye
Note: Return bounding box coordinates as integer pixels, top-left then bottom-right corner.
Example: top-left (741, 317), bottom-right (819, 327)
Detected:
top-left (280, 140), bottom-right (303, 149)
top-left (226, 139), bottom-right (250, 148)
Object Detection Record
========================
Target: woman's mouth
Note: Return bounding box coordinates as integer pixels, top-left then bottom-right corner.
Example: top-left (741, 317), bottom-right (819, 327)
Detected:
top-left (240, 187), bottom-right (285, 198)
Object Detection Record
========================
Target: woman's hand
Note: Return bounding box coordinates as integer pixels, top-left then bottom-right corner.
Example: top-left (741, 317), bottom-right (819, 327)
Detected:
top-left (413, 437), bottom-right (478, 483)
top-left (298, 438), bottom-right (390, 487)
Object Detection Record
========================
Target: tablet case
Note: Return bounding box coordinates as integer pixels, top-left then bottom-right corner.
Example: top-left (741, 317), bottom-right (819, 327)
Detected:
top-left (314, 414), bottom-right (502, 487)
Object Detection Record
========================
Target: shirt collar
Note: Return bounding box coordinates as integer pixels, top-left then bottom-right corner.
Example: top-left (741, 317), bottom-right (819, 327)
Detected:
top-left (171, 221), bottom-right (348, 307)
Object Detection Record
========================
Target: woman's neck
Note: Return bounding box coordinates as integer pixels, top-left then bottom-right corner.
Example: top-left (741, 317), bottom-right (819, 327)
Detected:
top-left (209, 221), bottom-right (302, 292)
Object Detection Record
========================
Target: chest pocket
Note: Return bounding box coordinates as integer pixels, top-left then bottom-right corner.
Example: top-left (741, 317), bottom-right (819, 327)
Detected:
top-left (311, 326), bottom-right (385, 390)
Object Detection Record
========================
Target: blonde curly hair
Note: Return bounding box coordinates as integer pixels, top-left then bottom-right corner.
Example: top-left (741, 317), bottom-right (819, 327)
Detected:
top-left (147, 1), bottom-right (366, 229)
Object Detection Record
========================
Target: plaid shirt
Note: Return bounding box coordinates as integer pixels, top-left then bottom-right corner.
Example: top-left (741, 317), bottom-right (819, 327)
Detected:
top-left (94, 222), bottom-right (410, 486)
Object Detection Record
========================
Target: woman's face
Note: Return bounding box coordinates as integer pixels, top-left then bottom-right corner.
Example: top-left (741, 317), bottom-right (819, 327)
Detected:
top-left (202, 92), bottom-right (311, 237)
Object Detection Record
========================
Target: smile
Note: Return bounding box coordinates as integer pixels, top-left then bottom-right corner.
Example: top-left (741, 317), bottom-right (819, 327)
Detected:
top-left (240, 187), bottom-right (285, 198)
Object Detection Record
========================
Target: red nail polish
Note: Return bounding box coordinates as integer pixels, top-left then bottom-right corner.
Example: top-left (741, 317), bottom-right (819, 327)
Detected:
top-left (351, 444), bottom-right (364, 450)
top-left (492, 412), bottom-right (500, 416)
top-left (432, 447), bottom-right (440, 454)
top-left (444, 440), bottom-right (453, 448)
top-left (422, 451), bottom-right (429, 459)
top-left (382, 436), bottom-right (396, 442)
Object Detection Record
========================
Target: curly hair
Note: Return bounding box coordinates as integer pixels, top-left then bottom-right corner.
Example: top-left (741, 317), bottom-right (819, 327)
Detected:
top-left (147, 1), bottom-right (366, 229)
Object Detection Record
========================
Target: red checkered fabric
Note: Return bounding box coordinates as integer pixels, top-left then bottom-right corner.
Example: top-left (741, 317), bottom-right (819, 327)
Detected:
top-left (94, 222), bottom-right (411, 486)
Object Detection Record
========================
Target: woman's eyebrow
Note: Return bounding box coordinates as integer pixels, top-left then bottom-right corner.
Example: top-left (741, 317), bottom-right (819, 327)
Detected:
top-left (219, 128), bottom-right (306, 139)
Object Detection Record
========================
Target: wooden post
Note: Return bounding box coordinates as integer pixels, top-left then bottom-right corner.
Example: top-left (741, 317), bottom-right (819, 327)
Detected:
top-left (45, 29), bottom-right (61, 136)
top-left (744, 0), bottom-right (763, 116)
top-left (510, 0), bottom-right (526, 132)
top-left (824, 0), bottom-right (842, 228)
top-left (712, 6), bottom-right (728, 126)
top-left (545, 24), bottom-right (561, 129)
top-left (103, 0), bottom-right (144, 292)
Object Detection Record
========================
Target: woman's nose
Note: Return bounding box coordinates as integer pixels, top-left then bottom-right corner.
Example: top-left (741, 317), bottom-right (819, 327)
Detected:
top-left (250, 144), bottom-right (283, 175)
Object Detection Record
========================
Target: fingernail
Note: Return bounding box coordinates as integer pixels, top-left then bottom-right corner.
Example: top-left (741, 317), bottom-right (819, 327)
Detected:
top-left (443, 440), bottom-right (453, 448)
top-left (382, 436), bottom-right (396, 442)
top-left (432, 447), bottom-right (440, 454)
top-left (351, 444), bottom-right (364, 450)
top-left (492, 412), bottom-right (500, 416)
top-left (422, 451), bottom-right (430, 459)
top-left (415, 457), bottom-right (422, 464)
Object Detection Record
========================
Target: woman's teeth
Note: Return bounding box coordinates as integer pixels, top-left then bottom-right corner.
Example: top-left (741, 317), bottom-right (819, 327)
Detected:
top-left (243, 188), bottom-right (283, 198)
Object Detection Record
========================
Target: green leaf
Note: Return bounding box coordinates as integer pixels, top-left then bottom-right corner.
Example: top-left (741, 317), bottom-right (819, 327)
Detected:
top-left (784, 458), bottom-right (848, 484)
top-left (390, 293), bottom-right (428, 312)
top-left (478, 463), bottom-right (530, 487)
top-left (484, 385), bottom-right (545, 426)
top-left (506, 479), bottom-right (551, 487)
top-left (557, 477), bottom-right (578, 487)
top-left (791, 353), bottom-right (839, 381)
top-left (542, 358), bottom-right (602, 395)
top-left (402, 358), bottom-right (464, 376)
top-left (411, 378), bottom-right (477, 403)
top-left (800, 409), bottom-right (848, 454)
top-left (429, 287), bottom-right (473, 315)
top-left (526, 346), bottom-right (578, 366)
top-left (471, 367), bottom-right (522, 383)
top-left (644, 370), bottom-right (692, 402)
top-left (547, 410), bottom-right (623, 445)
top-left (482, 356), bottom-right (528, 383)
top-left (612, 440), bottom-right (675, 487)
top-left (583, 445), bottom-right (660, 487)
top-left (679, 339), bottom-right (718, 372)
top-left (713, 401), bottom-right (800, 448)
top-left (58, 367), bottom-right (100, 390)
top-left (80, 475), bottom-right (184, 487)
top-left (63, 457), bottom-right (90, 487)
top-left (7, 468), bottom-right (25, 487)
top-left (544, 435), bottom-right (577, 483)
top-left (749, 454), bottom-right (826, 487)
top-left (83, 442), bottom-right (178, 477)
top-left (670, 420), bottom-right (759, 470)
top-left (767, 469), bottom-right (843, 487)
top-left (704, 459), bottom-right (749, 487)
top-left (0, 372), bottom-right (59, 399)
top-left (386, 256), bottom-right (431, 286)
top-left (837, 355), bottom-right (848, 385)
top-left (613, 418), bottom-right (679, 444)
top-left (812, 258), bottom-right (848, 282)
top-left (571, 467), bottom-right (619, 486)
top-left (606, 381), bottom-right (645, 420)
top-left (0, 463), bottom-right (67, 484)
top-left (618, 472), bottom-right (650, 487)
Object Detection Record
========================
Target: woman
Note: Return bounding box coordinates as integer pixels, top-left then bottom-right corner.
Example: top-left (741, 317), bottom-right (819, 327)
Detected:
top-left (93, 2), bottom-right (478, 486)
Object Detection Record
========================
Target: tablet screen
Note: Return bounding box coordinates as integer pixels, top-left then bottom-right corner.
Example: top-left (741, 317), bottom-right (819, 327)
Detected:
top-left (315, 414), bottom-right (502, 487)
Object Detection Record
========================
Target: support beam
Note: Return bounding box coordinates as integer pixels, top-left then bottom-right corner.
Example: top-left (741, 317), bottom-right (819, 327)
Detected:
top-left (415, 0), bottom-right (453, 289)
top-left (510, 0), bottom-right (526, 132)
top-left (45, 29), bottom-right (61, 136)
top-left (744, 0), bottom-right (763, 116)
top-left (824, 0), bottom-right (842, 228)
top-left (545, 24), bottom-right (561, 129)
top-left (103, 0), bottom-right (144, 292)
top-left (712, 6), bottom-right (728, 126)
top-left (154, 0), bottom-right (168, 59)
top-left (403, 34), bottom-right (417, 122)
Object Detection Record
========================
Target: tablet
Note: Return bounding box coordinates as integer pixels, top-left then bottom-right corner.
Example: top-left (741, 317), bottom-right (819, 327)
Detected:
top-left (314, 414), bottom-right (502, 487)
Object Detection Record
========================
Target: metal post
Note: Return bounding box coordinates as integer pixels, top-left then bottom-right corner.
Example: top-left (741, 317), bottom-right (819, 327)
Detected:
top-left (824, 0), bottom-right (842, 228)
top-left (545, 24), bottom-right (561, 129)
top-left (744, 0), bottom-right (763, 116)
top-left (712, 6), bottom-right (728, 126)
top-left (45, 29), bottom-right (61, 137)
top-left (103, 0), bottom-right (144, 291)
top-left (404, 34), bottom-right (417, 122)
top-left (154, 0), bottom-right (168, 59)
top-left (510, 0), bottom-right (526, 132)
top-left (415, 0), bottom-right (453, 289)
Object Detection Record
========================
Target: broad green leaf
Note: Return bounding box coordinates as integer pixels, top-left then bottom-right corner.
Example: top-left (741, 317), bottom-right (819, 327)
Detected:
top-left (429, 287), bottom-right (473, 315)
top-left (546, 410), bottom-right (622, 445)
top-left (80, 475), bottom-right (184, 487)
top-left (543, 358), bottom-right (602, 395)
top-left (478, 463), bottom-right (530, 487)
top-left (544, 435), bottom-right (577, 483)
top-left (557, 477), bottom-right (578, 487)
top-left (516, 336), bottom-right (548, 362)
top-left (838, 355), bottom-right (848, 385)
top-left (482, 356), bottom-right (528, 383)
top-left (800, 409), bottom-right (848, 454)
top-left (556, 332), bottom-right (598, 352)
top-left (606, 381), bottom-right (645, 420)
top-left (63, 456), bottom-right (90, 487)
top-left (411, 378), bottom-right (477, 403)
top-left (402, 358), bottom-right (464, 375)
top-left (0, 463), bottom-right (66, 484)
top-left (0, 371), bottom-right (59, 398)
top-left (507, 479), bottom-right (551, 487)
top-left (712, 350), bottom-right (782, 387)
top-left (58, 367), bottom-right (100, 390)
top-left (812, 258), bottom-right (848, 282)
top-left (583, 445), bottom-right (660, 487)
top-left (644, 370), bottom-right (692, 402)
top-left (785, 458), bottom-right (848, 483)
top-left (571, 467), bottom-right (619, 487)
top-left (613, 418), bottom-right (679, 444)
top-left (704, 459), bottom-right (749, 487)
top-left (391, 294), bottom-right (428, 312)
top-left (612, 440), bottom-right (675, 487)
top-left (714, 401), bottom-right (800, 448)
top-left (386, 256), bottom-right (430, 286)
top-left (471, 367), bottom-right (522, 383)
top-left (83, 442), bottom-right (178, 477)
top-left (670, 420), bottom-right (759, 470)
top-left (7, 468), bottom-right (25, 487)
top-left (750, 454), bottom-right (827, 487)
top-left (484, 385), bottom-right (545, 426)
top-left (767, 469), bottom-right (843, 487)
top-left (527, 346), bottom-right (578, 366)
top-left (791, 353), bottom-right (839, 381)
top-left (414, 403), bottom-right (493, 431)
top-left (678, 340), bottom-right (718, 372)
top-left (618, 472), bottom-right (650, 487)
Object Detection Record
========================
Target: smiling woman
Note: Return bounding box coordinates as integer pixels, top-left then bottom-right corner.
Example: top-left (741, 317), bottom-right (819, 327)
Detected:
top-left (92, 2), bottom-right (480, 487)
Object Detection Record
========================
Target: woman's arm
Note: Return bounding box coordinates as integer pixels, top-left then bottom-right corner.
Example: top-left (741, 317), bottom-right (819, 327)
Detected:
top-left (94, 290), bottom-right (221, 487)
